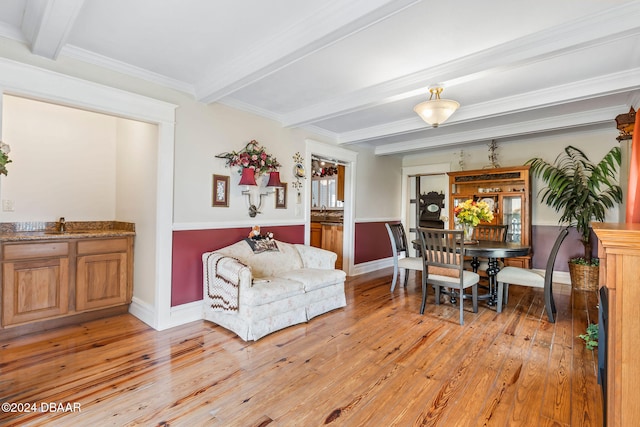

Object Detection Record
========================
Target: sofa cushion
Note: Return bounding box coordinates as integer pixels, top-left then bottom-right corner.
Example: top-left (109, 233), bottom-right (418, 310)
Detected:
top-left (245, 277), bottom-right (305, 306)
top-left (279, 268), bottom-right (347, 292)
top-left (217, 240), bottom-right (304, 277)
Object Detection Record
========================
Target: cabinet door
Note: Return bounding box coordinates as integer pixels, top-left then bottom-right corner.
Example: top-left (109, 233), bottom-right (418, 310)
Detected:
top-left (310, 222), bottom-right (322, 248)
top-left (76, 252), bottom-right (128, 311)
top-left (501, 195), bottom-right (524, 243)
top-left (321, 225), bottom-right (343, 269)
top-left (2, 258), bottom-right (69, 326)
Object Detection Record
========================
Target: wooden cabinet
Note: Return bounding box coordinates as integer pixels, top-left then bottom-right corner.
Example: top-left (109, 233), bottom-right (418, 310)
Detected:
top-left (1, 236), bottom-right (133, 330)
top-left (337, 165), bottom-right (345, 202)
top-left (592, 223), bottom-right (640, 427)
top-left (2, 242), bottom-right (70, 326)
top-left (321, 224), bottom-right (343, 270)
top-left (448, 165), bottom-right (532, 268)
top-left (310, 222), bottom-right (322, 248)
top-left (76, 238), bottom-right (132, 311)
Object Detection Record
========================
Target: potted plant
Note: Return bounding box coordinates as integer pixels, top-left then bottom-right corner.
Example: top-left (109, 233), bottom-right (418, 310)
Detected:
top-left (526, 145), bottom-right (622, 290)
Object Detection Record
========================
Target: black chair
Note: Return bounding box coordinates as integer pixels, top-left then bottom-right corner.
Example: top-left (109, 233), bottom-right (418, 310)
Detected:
top-left (496, 227), bottom-right (569, 322)
top-left (385, 223), bottom-right (423, 292)
top-left (417, 227), bottom-right (480, 325)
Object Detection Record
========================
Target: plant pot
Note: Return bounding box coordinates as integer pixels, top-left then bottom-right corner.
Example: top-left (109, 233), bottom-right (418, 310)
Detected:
top-left (568, 262), bottom-right (599, 291)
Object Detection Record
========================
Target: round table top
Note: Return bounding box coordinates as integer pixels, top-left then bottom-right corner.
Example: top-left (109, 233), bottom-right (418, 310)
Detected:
top-left (462, 240), bottom-right (530, 258)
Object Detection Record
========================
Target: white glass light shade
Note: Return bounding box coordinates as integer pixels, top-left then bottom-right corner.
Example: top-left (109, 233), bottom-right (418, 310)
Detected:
top-left (414, 98), bottom-right (460, 128)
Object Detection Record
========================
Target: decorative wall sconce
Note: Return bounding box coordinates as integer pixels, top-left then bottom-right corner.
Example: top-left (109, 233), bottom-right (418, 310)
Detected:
top-left (239, 169), bottom-right (282, 217)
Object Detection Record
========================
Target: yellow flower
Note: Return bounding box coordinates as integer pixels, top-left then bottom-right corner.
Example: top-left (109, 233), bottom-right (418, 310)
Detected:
top-left (454, 199), bottom-right (494, 226)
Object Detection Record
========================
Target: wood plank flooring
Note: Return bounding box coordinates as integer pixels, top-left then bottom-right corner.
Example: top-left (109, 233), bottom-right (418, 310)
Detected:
top-left (0, 268), bottom-right (602, 426)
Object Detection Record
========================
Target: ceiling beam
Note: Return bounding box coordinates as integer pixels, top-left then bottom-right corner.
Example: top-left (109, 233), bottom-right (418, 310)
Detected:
top-left (281, 1), bottom-right (640, 128)
top-left (195, 0), bottom-right (420, 104)
top-left (373, 106), bottom-right (625, 156)
top-left (22, 0), bottom-right (85, 60)
top-left (338, 68), bottom-right (640, 145)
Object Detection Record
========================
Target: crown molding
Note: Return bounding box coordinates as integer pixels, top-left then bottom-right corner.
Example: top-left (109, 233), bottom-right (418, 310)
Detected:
top-left (61, 45), bottom-right (196, 95)
top-left (373, 106), bottom-right (624, 155)
top-left (195, 0), bottom-right (420, 103)
top-left (281, 2), bottom-right (640, 128)
top-left (0, 21), bottom-right (26, 43)
top-left (217, 97), bottom-right (284, 124)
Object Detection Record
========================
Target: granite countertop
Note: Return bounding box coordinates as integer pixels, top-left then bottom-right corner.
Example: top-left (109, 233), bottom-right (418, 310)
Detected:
top-left (311, 211), bottom-right (344, 224)
top-left (0, 221), bottom-right (135, 242)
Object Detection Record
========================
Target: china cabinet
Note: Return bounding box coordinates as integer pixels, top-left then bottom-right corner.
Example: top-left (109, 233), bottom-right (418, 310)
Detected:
top-left (448, 165), bottom-right (532, 268)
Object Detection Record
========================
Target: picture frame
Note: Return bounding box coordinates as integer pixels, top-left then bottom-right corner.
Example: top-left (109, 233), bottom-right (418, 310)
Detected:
top-left (212, 174), bottom-right (230, 207)
top-left (275, 183), bottom-right (287, 209)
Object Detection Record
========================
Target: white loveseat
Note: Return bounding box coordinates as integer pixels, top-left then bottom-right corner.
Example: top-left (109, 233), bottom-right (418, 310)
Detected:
top-left (202, 239), bottom-right (346, 341)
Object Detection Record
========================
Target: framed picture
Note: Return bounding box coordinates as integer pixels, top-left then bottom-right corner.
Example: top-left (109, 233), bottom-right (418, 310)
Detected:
top-left (275, 183), bottom-right (287, 209)
top-left (212, 174), bottom-right (230, 207)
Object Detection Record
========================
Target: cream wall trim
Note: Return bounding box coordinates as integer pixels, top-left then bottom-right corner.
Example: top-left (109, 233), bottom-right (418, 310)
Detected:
top-left (304, 139), bottom-right (358, 275)
top-left (173, 219), bottom-right (307, 231)
top-left (351, 257), bottom-right (394, 277)
top-left (354, 217), bottom-right (398, 223)
top-left (0, 56), bottom-right (177, 331)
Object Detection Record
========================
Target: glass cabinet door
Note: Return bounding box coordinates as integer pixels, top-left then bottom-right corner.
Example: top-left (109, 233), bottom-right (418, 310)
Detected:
top-left (502, 195), bottom-right (523, 243)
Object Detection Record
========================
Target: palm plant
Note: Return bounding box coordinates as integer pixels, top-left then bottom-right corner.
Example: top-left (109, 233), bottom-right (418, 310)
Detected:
top-left (526, 145), bottom-right (622, 263)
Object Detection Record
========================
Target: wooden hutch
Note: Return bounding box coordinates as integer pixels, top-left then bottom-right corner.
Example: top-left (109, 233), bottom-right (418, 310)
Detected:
top-left (448, 165), bottom-right (532, 268)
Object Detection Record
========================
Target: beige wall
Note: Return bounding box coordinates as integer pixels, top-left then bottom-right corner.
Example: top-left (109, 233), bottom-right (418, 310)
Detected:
top-left (402, 126), bottom-right (622, 225)
top-left (1, 94), bottom-right (117, 221)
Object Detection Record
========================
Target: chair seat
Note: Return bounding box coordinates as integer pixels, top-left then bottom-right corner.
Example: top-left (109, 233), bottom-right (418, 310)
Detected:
top-left (398, 256), bottom-right (423, 271)
top-left (428, 271), bottom-right (480, 288)
top-left (496, 266), bottom-right (544, 288)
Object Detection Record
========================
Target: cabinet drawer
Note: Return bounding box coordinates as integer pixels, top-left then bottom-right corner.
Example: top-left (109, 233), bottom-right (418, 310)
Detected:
top-left (3, 242), bottom-right (69, 260)
top-left (78, 238), bottom-right (128, 255)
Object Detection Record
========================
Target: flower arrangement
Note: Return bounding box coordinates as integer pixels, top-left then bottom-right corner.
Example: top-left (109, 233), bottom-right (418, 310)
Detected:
top-left (0, 141), bottom-right (11, 176)
top-left (454, 199), bottom-right (494, 226)
top-left (216, 140), bottom-right (280, 175)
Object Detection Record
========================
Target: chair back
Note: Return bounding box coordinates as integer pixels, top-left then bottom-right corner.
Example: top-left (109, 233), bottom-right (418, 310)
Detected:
top-left (473, 224), bottom-right (508, 242)
top-left (544, 227), bottom-right (570, 285)
top-left (417, 227), bottom-right (464, 272)
top-left (385, 223), bottom-right (409, 255)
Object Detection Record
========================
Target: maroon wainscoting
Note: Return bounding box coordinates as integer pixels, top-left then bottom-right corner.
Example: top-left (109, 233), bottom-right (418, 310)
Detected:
top-left (354, 221), bottom-right (395, 264)
top-left (171, 225), bottom-right (304, 306)
top-left (531, 225), bottom-right (598, 271)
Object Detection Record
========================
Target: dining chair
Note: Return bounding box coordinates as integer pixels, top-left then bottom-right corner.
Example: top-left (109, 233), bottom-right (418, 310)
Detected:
top-left (464, 224), bottom-right (508, 274)
top-left (385, 223), bottom-right (423, 292)
top-left (417, 227), bottom-right (480, 325)
top-left (496, 227), bottom-right (569, 322)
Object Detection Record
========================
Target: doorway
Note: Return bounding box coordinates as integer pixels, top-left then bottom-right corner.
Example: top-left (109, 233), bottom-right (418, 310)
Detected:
top-left (304, 139), bottom-right (357, 274)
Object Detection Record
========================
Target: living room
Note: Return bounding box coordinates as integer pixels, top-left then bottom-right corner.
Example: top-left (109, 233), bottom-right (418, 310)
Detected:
top-left (0, 1), bottom-right (638, 425)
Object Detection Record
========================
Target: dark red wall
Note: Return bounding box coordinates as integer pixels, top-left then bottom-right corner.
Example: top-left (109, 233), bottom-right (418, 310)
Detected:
top-left (354, 221), bottom-right (395, 264)
top-left (171, 225), bottom-right (304, 306)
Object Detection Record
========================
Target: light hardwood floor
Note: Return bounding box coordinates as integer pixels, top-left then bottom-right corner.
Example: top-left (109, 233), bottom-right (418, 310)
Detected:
top-left (1, 268), bottom-right (601, 426)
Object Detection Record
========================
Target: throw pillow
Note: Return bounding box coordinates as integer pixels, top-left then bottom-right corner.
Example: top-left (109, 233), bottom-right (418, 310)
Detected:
top-left (244, 238), bottom-right (280, 254)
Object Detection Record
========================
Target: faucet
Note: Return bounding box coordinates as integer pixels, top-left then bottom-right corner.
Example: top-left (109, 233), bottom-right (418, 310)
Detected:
top-left (321, 205), bottom-right (326, 213)
top-left (58, 217), bottom-right (66, 233)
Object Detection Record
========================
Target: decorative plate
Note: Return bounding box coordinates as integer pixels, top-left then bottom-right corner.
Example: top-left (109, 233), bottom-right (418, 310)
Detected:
top-left (294, 163), bottom-right (306, 178)
top-left (480, 197), bottom-right (495, 212)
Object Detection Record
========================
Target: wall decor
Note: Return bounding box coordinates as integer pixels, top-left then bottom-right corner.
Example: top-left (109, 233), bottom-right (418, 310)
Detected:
top-left (291, 152), bottom-right (305, 198)
top-left (215, 140), bottom-right (281, 175)
top-left (212, 174), bottom-right (230, 207)
top-left (275, 183), bottom-right (287, 209)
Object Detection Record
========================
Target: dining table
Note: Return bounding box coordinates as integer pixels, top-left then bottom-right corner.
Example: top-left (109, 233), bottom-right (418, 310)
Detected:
top-left (412, 238), bottom-right (531, 307)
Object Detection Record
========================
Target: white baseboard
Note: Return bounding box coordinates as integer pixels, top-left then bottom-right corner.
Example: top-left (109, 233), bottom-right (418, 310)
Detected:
top-left (129, 297), bottom-right (203, 331)
top-left (129, 296), bottom-right (155, 327)
top-left (350, 257), bottom-right (393, 276)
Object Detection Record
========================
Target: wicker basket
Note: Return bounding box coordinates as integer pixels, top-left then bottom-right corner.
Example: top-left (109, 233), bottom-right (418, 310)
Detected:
top-left (569, 262), bottom-right (599, 291)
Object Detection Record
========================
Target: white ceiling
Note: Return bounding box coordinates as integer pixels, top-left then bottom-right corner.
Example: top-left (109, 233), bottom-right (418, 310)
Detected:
top-left (0, 0), bottom-right (638, 156)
